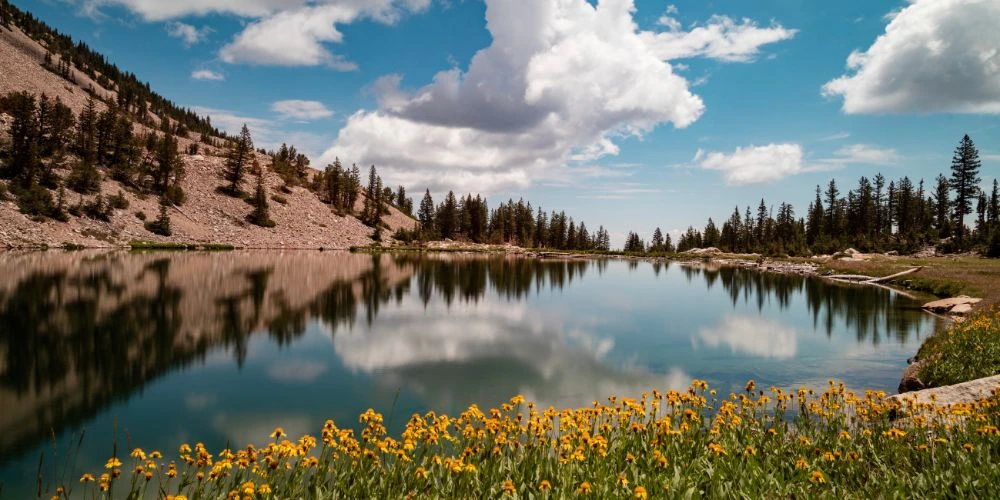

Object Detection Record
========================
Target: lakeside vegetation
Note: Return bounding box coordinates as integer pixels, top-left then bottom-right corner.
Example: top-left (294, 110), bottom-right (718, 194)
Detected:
top-left (50, 377), bottom-right (1000, 499)
top-left (918, 308), bottom-right (1000, 387)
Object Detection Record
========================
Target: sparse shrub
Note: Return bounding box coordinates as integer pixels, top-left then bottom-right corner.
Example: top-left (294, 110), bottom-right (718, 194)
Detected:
top-left (271, 194), bottom-right (288, 205)
top-left (0, 180), bottom-right (8, 201)
top-left (109, 190), bottom-right (130, 210)
top-left (135, 211), bottom-right (147, 221)
top-left (163, 184), bottom-right (186, 206)
top-left (67, 159), bottom-right (101, 194)
top-left (144, 201), bottom-right (172, 236)
top-left (83, 194), bottom-right (113, 221)
top-left (13, 183), bottom-right (56, 219)
top-left (186, 143), bottom-right (199, 155)
top-left (393, 227), bottom-right (420, 244)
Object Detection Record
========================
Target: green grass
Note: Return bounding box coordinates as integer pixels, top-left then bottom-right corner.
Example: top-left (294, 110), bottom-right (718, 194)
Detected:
top-left (917, 308), bottom-right (1000, 387)
top-left (818, 256), bottom-right (1000, 306)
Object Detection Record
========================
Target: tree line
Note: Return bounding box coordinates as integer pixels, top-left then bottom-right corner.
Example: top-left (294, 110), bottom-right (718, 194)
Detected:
top-left (626, 135), bottom-right (998, 257)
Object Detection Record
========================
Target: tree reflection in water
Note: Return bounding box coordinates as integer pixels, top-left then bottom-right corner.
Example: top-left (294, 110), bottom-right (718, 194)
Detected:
top-left (0, 252), bottom-right (935, 464)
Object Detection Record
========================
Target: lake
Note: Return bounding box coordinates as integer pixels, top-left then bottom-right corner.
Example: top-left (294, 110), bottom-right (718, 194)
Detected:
top-left (0, 250), bottom-right (940, 496)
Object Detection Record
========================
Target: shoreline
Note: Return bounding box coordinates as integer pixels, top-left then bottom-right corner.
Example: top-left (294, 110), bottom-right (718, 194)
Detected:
top-left (4, 243), bottom-right (994, 397)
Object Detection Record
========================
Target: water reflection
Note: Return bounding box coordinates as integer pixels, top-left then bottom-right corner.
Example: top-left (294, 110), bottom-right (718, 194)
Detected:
top-left (0, 252), bottom-right (937, 471)
top-left (696, 315), bottom-right (798, 359)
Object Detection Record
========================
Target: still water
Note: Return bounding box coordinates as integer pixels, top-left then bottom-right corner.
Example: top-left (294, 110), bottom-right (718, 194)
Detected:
top-left (0, 251), bottom-right (939, 495)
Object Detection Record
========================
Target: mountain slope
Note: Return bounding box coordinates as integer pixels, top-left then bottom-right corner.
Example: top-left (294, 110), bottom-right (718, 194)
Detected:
top-left (0, 12), bottom-right (416, 249)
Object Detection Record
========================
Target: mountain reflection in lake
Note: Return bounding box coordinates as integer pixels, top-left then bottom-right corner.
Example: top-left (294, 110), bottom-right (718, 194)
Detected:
top-left (0, 251), bottom-right (940, 494)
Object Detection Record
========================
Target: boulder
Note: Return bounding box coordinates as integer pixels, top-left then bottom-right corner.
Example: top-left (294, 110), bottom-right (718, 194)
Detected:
top-left (950, 303), bottom-right (974, 316)
top-left (891, 374), bottom-right (1000, 405)
top-left (684, 247), bottom-right (722, 255)
top-left (922, 296), bottom-right (982, 313)
top-left (898, 361), bottom-right (927, 393)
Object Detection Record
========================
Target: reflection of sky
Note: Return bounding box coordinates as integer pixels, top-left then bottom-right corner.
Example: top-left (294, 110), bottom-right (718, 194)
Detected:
top-left (0, 257), bottom-right (941, 497)
top-left (697, 315), bottom-right (798, 359)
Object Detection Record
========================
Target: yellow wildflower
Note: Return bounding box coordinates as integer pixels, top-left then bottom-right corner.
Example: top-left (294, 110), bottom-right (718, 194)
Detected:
top-left (539, 480), bottom-right (552, 491)
top-left (270, 427), bottom-right (286, 439)
top-left (634, 486), bottom-right (648, 499)
top-left (501, 479), bottom-right (516, 496)
top-left (809, 470), bottom-right (826, 484)
top-left (80, 473), bottom-right (95, 483)
top-left (577, 482), bottom-right (593, 495)
top-left (104, 457), bottom-right (122, 469)
top-left (883, 428), bottom-right (906, 438)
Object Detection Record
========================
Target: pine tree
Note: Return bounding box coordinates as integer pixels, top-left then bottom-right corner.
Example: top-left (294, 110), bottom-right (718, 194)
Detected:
top-left (67, 157), bottom-right (101, 194)
top-left (989, 180), bottom-right (999, 226)
top-left (703, 218), bottom-right (721, 248)
top-left (437, 191), bottom-right (458, 239)
top-left (949, 134), bottom-right (982, 243)
top-left (362, 165), bottom-right (380, 226)
top-left (145, 197), bottom-right (172, 236)
top-left (418, 189), bottom-right (435, 237)
top-left (650, 227), bottom-right (664, 252)
top-left (248, 165), bottom-right (275, 227)
top-left (223, 124), bottom-right (253, 196)
top-left (75, 97), bottom-right (98, 163)
top-left (824, 179), bottom-right (840, 239)
top-left (153, 134), bottom-right (185, 204)
top-left (933, 174), bottom-right (951, 238)
top-left (0, 91), bottom-right (40, 186)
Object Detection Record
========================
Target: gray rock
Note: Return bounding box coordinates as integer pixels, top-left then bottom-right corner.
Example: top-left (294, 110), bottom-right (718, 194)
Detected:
top-left (922, 296), bottom-right (982, 313)
top-left (891, 374), bottom-right (1000, 406)
top-left (950, 303), bottom-right (974, 315)
top-left (898, 361), bottom-right (927, 393)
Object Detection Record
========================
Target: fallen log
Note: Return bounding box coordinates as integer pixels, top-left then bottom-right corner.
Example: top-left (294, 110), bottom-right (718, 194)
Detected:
top-left (824, 274), bottom-right (875, 282)
top-left (865, 266), bottom-right (923, 284)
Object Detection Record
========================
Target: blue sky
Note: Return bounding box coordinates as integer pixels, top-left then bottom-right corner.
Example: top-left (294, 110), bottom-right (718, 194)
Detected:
top-left (18, 0), bottom-right (1000, 245)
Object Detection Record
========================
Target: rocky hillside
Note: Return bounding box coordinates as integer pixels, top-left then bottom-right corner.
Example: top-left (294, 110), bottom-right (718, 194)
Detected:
top-left (0, 21), bottom-right (416, 249)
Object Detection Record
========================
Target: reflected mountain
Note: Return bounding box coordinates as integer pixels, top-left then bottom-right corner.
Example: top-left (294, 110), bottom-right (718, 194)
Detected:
top-left (0, 252), bottom-right (937, 465)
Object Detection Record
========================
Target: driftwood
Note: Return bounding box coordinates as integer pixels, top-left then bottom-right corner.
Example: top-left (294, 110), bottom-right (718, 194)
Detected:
top-left (823, 267), bottom-right (924, 300)
top-left (866, 266), bottom-right (923, 284)
top-left (825, 266), bottom-right (923, 285)
top-left (825, 274), bottom-right (874, 282)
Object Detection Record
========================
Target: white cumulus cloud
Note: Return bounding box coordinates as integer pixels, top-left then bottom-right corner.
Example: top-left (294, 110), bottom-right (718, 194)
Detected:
top-left (645, 14), bottom-right (797, 62)
top-left (823, 0), bottom-right (1000, 114)
top-left (166, 21), bottom-right (212, 46)
top-left (271, 100), bottom-right (334, 121)
top-left (694, 142), bottom-right (902, 185)
top-left (79, 1), bottom-right (430, 69)
top-left (695, 143), bottom-right (805, 185)
top-left (321, 0), bottom-right (794, 194)
top-left (824, 144), bottom-right (901, 166)
top-left (191, 69), bottom-right (225, 81)
top-left (218, 0), bottom-right (430, 68)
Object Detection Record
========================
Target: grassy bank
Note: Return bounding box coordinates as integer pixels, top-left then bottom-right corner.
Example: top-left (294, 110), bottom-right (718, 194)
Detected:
top-left (53, 380), bottom-right (1000, 499)
top-left (128, 241), bottom-right (237, 251)
top-left (818, 256), bottom-right (1000, 307)
top-left (916, 308), bottom-right (1000, 387)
